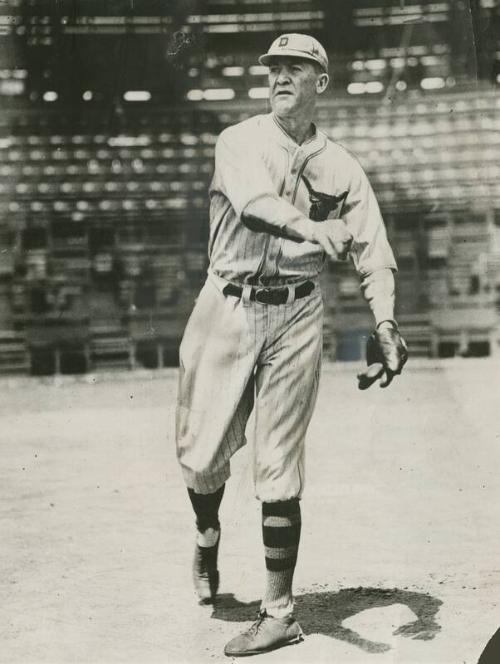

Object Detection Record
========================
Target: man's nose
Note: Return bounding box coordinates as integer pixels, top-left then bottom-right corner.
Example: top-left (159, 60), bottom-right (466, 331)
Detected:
top-left (276, 68), bottom-right (291, 83)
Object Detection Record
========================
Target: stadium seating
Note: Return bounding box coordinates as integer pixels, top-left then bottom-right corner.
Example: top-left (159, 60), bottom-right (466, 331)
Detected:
top-left (0, 83), bottom-right (498, 372)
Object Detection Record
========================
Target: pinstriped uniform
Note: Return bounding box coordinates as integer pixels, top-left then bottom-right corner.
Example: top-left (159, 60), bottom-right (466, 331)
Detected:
top-left (176, 112), bottom-right (396, 502)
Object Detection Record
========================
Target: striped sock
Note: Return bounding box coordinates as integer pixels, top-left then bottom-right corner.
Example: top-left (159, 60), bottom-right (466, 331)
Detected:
top-left (261, 499), bottom-right (301, 617)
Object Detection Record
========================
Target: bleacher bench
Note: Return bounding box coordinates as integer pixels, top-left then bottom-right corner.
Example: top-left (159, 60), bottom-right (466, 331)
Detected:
top-left (399, 316), bottom-right (435, 358)
top-left (88, 328), bottom-right (134, 371)
top-left (0, 331), bottom-right (30, 374)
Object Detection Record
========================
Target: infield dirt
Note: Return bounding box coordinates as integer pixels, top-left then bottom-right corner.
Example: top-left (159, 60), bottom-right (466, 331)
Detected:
top-left (1, 359), bottom-right (499, 663)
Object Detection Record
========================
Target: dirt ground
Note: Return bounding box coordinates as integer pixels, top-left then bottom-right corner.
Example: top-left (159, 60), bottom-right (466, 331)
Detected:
top-left (1, 359), bottom-right (499, 664)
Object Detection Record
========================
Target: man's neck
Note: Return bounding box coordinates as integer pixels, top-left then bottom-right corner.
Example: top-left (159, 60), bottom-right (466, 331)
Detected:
top-left (273, 113), bottom-right (315, 146)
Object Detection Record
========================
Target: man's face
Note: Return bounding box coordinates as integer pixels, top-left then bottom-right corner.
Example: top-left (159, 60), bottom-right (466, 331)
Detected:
top-left (268, 57), bottom-right (324, 117)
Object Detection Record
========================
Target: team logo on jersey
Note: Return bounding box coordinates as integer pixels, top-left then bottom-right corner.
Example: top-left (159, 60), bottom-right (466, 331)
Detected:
top-left (302, 175), bottom-right (348, 221)
top-left (279, 37), bottom-right (289, 47)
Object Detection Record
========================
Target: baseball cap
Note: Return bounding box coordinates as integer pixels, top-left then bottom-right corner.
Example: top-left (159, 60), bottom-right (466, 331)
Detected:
top-left (259, 33), bottom-right (328, 72)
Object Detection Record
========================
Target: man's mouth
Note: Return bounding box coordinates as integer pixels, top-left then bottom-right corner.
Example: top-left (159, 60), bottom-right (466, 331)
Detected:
top-left (275, 90), bottom-right (293, 96)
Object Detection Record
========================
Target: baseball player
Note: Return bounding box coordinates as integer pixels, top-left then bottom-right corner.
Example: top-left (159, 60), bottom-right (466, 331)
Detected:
top-left (176, 33), bottom-right (408, 657)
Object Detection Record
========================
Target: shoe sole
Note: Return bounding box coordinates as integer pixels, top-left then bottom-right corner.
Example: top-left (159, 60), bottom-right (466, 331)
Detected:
top-left (198, 596), bottom-right (215, 606)
top-left (224, 633), bottom-right (303, 657)
top-left (197, 589), bottom-right (219, 606)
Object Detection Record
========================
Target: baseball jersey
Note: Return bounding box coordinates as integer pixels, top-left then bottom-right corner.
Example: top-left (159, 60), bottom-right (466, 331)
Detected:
top-left (208, 113), bottom-right (397, 293)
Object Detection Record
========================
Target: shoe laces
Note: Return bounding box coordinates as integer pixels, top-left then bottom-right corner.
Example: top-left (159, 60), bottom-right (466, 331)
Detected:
top-left (245, 611), bottom-right (268, 637)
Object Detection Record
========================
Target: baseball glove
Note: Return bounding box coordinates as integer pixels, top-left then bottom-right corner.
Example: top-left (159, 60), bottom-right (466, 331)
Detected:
top-left (357, 322), bottom-right (408, 390)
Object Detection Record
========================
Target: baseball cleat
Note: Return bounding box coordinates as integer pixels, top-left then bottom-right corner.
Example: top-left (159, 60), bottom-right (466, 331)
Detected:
top-left (192, 530), bottom-right (220, 604)
top-left (224, 610), bottom-right (303, 657)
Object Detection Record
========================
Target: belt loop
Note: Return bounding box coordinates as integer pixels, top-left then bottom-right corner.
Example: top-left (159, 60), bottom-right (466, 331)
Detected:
top-left (286, 285), bottom-right (294, 305)
top-left (242, 284), bottom-right (252, 306)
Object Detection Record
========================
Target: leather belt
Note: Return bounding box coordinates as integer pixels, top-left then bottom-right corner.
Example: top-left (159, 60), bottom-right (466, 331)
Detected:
top-left (222, 280), bottom-right (315, 305)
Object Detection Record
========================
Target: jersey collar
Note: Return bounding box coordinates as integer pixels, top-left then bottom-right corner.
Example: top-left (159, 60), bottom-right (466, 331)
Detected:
top-left (268, 112), bottom-right (325, 154)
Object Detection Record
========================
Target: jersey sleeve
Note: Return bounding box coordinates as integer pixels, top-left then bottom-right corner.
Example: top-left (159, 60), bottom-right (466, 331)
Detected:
top-left (341, 156), bottom-right (397, 277)
top-left (360, 267), bottom-right (396, 325)
top-left (214, 127), bottom-right (316, 243)
top-left (339, 153), bottom-right (398, 323)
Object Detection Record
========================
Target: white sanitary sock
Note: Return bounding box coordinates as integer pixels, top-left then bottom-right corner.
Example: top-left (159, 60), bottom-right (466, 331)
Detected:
top-left (196, 527), bottom-right (220, 548)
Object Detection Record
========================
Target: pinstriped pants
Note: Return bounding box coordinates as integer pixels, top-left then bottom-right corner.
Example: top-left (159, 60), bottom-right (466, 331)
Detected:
top-left (175, 271), bottom-right (323, 502)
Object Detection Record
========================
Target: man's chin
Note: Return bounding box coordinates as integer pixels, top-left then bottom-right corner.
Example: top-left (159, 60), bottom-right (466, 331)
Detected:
top-left (271, 96), bottom-right (296, 115)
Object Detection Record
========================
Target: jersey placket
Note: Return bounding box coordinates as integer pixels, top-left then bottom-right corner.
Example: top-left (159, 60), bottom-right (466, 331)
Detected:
top-left (266, 145), bottom-right (304, 281)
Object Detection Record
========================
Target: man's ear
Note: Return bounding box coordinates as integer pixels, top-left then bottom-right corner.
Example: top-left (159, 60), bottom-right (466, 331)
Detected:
top-left (316, 72), bottom-right (329, 95)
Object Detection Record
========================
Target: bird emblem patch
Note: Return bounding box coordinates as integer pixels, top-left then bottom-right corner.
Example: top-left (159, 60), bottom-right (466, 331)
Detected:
top-left (302, 175), bottom-right (348, 221)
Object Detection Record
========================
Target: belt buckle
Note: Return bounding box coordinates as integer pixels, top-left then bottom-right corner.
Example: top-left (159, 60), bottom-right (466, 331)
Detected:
top-left (255, 287), bottom-right (274, 303)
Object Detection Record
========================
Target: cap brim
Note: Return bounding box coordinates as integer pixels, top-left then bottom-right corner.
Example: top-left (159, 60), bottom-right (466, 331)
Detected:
top-left (258, 51), bottom-right (326, 70)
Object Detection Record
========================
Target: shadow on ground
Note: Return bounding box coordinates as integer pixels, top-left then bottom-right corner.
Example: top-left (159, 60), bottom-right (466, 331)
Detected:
top-left (212, 587), bottom-right (442, 654)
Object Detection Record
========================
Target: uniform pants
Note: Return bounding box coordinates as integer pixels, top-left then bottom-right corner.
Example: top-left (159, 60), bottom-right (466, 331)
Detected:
top-left (175, 272), bottom-right (323, 502)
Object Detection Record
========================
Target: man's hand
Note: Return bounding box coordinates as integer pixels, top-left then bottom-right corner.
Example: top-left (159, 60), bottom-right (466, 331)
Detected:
top-left (357, 321), bottom-right (408, 390)
top-left (311, 219), bottom-right (353, 260)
